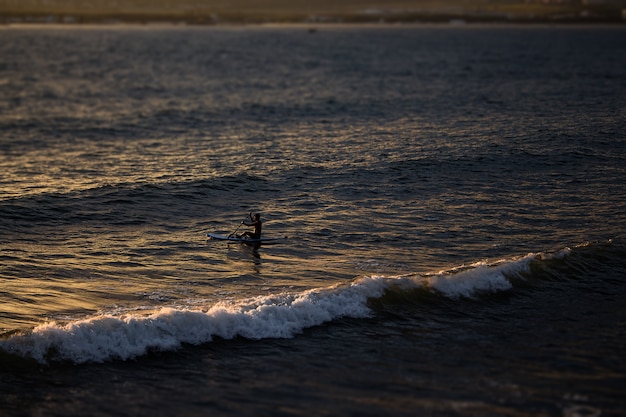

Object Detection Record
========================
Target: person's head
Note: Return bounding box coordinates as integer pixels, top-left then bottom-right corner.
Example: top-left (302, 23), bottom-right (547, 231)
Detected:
top-left (254, 213), bottom-right (260, 221)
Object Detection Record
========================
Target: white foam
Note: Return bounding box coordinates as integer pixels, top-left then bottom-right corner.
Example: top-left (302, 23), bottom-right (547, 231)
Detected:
top-left (424, 253), bottom-right (536, 298)
top-left (0, 253), bottom-right (541, 364)
top-left (0, 278), bottom-right (389, 364)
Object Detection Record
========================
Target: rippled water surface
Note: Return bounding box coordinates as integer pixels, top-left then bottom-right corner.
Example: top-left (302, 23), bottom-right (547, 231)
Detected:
top-left (0, 25), bottom-right (625, 416)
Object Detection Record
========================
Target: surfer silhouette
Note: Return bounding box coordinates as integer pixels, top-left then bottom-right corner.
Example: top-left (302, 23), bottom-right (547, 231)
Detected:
top-left (240, 213), bottom-right (262, 239)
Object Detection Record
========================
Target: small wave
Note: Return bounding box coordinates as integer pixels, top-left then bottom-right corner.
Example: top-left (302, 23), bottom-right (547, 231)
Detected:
top-left (422, 253), bottom-right (536, 298)
top-left (0, 255), bottom-right (537, 364)
top-left (1, 242), bottom-right (621, 364)
top-left (0, 278), bottom-right (386, 364)
top-left (0, 174), bottom-right (265, 226)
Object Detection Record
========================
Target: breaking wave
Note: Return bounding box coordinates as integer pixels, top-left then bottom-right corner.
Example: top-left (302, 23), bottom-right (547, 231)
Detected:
top-left (1, 241), bottom-right (621, 364)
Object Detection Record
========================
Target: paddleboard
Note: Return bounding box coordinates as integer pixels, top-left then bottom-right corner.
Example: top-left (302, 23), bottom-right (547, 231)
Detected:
top-left (207, 233), bottom-right (281, 244)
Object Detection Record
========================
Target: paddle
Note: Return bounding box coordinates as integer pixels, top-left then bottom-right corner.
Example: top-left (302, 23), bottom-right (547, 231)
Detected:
top-left (228, 212), bottom-right (251, 238)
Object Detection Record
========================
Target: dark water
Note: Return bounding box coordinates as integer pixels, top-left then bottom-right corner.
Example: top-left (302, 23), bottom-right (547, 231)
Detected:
top-left (0, 25), bottom-right (625, 416)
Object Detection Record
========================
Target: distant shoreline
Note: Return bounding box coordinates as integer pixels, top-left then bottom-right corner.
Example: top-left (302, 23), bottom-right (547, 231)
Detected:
top-left (1, 10), bottom-right (625, 26)
top-left (3, 22), bottom-right (626, 31)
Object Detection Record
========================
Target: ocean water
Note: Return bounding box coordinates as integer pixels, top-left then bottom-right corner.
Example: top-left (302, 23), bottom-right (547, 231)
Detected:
top-left (0, 24), bottom-right (625, 416)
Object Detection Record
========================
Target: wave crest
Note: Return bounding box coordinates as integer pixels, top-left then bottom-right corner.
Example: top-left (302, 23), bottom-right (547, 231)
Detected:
top-left (3, 242), bottom-right (620, 364)
top-left (0, 277), bottom-right (388, 364)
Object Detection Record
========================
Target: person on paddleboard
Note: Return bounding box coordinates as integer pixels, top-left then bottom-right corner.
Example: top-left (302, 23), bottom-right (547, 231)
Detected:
top-left (240, 213), bottom-right (262, 239)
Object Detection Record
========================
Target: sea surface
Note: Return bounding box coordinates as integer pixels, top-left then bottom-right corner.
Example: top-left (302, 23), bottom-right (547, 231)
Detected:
top-left (0, 24), bottom-right (625, 416)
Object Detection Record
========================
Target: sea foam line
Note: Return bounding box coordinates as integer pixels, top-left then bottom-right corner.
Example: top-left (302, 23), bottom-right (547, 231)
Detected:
top-left (0, 253), bottom-right (539, 364)
top-left (423, 253), bottom-right (536, 298)
top-left (0, 277), bottom-right (389, 364)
